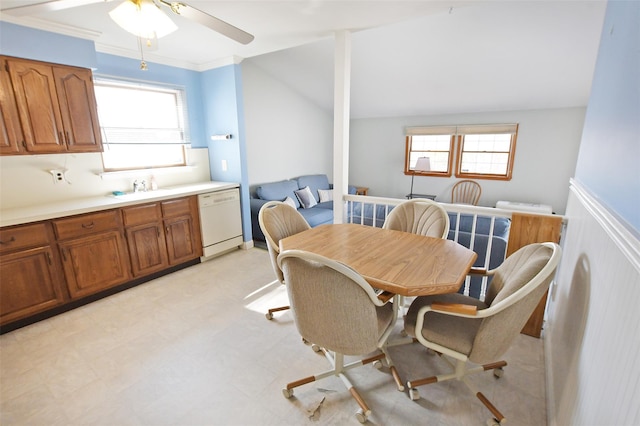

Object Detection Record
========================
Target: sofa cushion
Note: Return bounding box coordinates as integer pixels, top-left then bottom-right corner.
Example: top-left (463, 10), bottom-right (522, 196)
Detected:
top-left (297, 207), bottom-right (334, 227)
top-left (297, 174), bottom-right (330, 202)
top-left (295, 186), bottom-right (318, 209)
top-left (318, 189), bottom-right (333, 202)
top-left (255, 180), bottom-right (300, 208)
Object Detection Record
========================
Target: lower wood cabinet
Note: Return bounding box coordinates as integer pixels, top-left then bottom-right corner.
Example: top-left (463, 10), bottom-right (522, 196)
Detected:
top-left (0, 223), bottom-right (68, 325)
top-left (0, 195), bottom-right (204, 330)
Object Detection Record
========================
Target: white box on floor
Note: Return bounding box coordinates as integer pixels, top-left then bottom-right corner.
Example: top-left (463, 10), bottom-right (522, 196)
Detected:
top-left (495, 200), bottom-right (553, 214)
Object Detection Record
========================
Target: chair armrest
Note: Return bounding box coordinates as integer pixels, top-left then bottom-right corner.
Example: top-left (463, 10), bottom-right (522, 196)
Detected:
top-left (377, 290), bottom-right (395, 303)
top-left (431, 302), bottom-right (478, 316)
top-left (468, 267), bottom-right (488, 275)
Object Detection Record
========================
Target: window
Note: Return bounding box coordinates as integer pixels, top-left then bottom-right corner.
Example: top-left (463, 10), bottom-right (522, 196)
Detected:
top-left (94, 78), bottom-right (189, 171)
top-left (405, 124), bottom-right (518, 181)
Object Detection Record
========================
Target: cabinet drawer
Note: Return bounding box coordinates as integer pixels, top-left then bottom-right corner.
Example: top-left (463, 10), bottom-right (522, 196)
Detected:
top-left (53, 210), bottom-right (121, 240)
top-left (0, 223), bottom-right (50, 253)
top-left (161, 197), bottom-right (192, 218)
top-left (122, 203), bottom-right (162, 227)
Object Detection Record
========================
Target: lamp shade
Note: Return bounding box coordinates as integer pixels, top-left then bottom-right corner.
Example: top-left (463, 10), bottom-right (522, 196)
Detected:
top-left (414, 157), bottom-right (431, 172)
top-left (109, 0), bottom-right (177, 39)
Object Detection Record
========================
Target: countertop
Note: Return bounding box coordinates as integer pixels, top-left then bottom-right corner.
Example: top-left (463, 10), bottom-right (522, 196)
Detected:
top-left (0, 181), bottom-right (240, 228)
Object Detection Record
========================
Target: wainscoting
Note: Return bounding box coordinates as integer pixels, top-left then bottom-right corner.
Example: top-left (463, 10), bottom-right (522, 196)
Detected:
top-left (545, 179), bottom-right (640, 425)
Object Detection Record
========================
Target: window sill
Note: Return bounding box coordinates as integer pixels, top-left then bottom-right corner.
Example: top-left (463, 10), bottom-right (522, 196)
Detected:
top-left (97, 165), bottom-right (197, 180)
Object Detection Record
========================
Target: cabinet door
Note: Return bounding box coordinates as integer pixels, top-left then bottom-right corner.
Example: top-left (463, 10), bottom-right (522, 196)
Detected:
top-left (126, 223), bottom-right (169, 277)
top-left (164, 215), bottom-right (200, 265)
top-left (59, 230), bottom-right (131, 298)
top-left (0, 246), bottom-right (67, 325)
top-left (53, 66), bottom-right (103, 152)
top-left (6, 57), bottom-right (66, 153)
top-left (0, 59), bottom-right (24, 155)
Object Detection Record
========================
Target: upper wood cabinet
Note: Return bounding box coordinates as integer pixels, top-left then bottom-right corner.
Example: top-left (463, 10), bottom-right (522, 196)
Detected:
top-left (1, 55), bottom-right (103, 155)
top-left (0, 61), bottom-right (24, 155)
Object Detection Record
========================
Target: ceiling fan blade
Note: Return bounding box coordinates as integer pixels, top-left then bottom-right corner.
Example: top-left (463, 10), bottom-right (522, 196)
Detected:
top-left (1, 0), bottom-right (111, 16)
top-left (161, 1), bottom-right (254, 45)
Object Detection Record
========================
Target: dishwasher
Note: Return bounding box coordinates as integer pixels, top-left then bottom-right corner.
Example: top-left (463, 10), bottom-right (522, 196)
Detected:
top-left (198, 188), bottom-right (243, 260)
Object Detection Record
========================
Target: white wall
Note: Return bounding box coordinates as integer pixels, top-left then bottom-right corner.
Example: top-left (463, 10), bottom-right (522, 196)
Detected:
top-left (349, 107), bottom-right (585, 214)
top-left (241, 60), bottom-right (333, 187)
top-left (0, 148), bottom-right (211, 210)
top-left (546, 182), bottom-right (640, 425)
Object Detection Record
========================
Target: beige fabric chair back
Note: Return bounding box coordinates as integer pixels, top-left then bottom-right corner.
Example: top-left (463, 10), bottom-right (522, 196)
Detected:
top-left (278, 250), bottom-right (393, 356)
top-left (469, 243), bottom-right (560, 363)
top-left (451, 180), bottom-right (482, 205)
top-left (258, 201), bottom-right (311, 283)
top-left (382, 199), bottom-right (450, 238)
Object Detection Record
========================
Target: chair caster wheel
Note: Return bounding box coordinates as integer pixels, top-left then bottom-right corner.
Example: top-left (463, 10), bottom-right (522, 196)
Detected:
top-left (408, 387), bottom-right (420, 401)
top-left (265, 312), bottom-right (273, 320)
top-left (355, 409), bottom-right (368, 423)
top-left (494, 367), bottom-right (504, 378)
top-left (282, 388), bottom-right (294, 398)
top-left (486, 417), bottom-right (502, 426)
top-left (372, 360), bottom-right (383, 369)
top-left (312, 344), bottom-right (321, 352)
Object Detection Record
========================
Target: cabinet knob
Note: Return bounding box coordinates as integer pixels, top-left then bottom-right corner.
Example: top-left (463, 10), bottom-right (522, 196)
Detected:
top-left (0, 236), bottom-right (16, 244)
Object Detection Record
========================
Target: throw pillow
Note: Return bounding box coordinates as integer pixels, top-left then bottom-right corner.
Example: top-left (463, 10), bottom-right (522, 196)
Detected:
top-left (294, 186), bottom-right (317, 209)
top-left (283, 196), bottom-right (297, 209)
top-left (318, 189), bottom-right (333, 203)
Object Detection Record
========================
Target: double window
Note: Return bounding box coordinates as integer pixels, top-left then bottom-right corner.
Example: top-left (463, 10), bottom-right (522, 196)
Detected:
top-left (94, 78), bottom-right (190, 171)
top-left (405, 124), bottom-right (519, 180)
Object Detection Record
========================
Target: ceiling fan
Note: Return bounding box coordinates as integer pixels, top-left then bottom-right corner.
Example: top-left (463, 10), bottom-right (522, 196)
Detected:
top-left (1, 0), bottom-right (255, 45)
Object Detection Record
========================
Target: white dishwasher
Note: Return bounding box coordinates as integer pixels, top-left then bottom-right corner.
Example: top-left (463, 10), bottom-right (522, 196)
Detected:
top-left (198, 188), bottom-right (243, 260)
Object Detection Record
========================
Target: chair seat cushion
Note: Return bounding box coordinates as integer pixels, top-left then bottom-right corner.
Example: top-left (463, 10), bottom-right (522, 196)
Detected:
top-left (404, 293), bottom-right (487, 356)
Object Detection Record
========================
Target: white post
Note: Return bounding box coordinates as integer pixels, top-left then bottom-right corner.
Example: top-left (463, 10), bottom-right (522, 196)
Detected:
top-left (333, 30), bottom-right (351, 224)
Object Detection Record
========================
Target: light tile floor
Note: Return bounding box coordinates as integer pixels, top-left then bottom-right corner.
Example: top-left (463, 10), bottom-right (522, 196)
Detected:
top-left (0, 247), bottom-right (547, 425)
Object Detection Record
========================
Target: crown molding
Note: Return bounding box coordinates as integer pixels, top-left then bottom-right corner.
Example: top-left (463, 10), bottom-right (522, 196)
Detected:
top-left (0, 15), bottom-right (101, 40)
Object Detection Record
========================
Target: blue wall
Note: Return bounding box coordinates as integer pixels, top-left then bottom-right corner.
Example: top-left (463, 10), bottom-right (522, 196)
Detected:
top-left (574, 1), bottom-right (640, 232)
top-left (201, 65), bottom-right (251, 238)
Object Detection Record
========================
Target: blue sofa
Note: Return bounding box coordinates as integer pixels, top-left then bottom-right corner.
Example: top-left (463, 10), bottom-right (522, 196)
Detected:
top-left (250, 174), bottom-right (356, 242)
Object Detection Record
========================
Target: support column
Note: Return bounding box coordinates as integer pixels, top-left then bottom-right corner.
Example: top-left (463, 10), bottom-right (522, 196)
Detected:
top-left (333, 30), bottom-right (351, 223)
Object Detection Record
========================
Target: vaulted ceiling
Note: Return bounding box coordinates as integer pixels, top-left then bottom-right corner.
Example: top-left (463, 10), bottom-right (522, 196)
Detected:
top-left (1, 0), bottom-right (607, 118)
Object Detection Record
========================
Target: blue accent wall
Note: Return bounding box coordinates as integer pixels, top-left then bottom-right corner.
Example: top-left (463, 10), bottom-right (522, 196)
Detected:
top-left (574, 1), bottom-right (640, 232)
top-left (201, 64), bottom-right (252, 239)
top-left (0, 22), bottom-right (97, 68)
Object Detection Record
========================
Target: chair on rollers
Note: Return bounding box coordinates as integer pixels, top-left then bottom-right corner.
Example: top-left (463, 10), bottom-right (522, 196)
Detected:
top-left (382, 198), bottom-right (449, 238)
top-left (382, 198), bottom-right (450, 315)
top-left (258, 201), bottom-right (310, 320)
top-left (403, 242), bottom-right (562, 425)
top-left (451, 179), bottom-right (482, 205)
top-left (277, 249), bottom-right (397, 423)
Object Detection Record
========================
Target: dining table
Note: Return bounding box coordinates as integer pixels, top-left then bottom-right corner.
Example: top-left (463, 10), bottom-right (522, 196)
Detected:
top-left (279, 223), bottom-right (478, 297)
top-left (279, 223), bottom-right (478, 392)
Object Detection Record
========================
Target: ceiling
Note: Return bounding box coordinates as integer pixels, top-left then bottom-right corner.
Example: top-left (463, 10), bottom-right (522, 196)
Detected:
top-left (1, 0), bottom-right (607, 118)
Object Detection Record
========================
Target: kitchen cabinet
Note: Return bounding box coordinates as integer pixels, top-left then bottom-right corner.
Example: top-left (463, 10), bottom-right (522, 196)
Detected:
top-left (122, 202), bottom-right (170, 277)
top-left (1, 55), bottom-right (103, 154)
top-left (0, 61), bottom-right (24, 155)
top-left (123, 197), bottom-right (202, 276)
top-left (161, 197), bottom-right (203, 265)
top-left (0, 223), bottom-right (68, 326)
top-left (53, 210), bottom-right (131, 299)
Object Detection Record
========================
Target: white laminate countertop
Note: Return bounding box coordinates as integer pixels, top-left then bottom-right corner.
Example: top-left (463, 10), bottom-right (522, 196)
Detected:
top-left (0, 181), bottom-right (240, 228)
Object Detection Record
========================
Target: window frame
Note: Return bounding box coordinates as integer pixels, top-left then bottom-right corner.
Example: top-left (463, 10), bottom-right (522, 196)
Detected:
top-left (93, 77), bottom-right (190, 172)
top-left (404, 124), bottom-right (518, 181)
top-left (404, 127), bottom-right (456, 177)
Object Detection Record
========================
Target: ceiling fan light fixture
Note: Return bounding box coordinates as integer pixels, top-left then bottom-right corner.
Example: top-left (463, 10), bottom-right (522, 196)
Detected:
top-left (109, 0), bottom-right (177, 39)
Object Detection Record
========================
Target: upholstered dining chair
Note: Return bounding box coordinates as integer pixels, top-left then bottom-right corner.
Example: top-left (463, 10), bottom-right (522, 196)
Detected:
top-left (277, 249), bottom-right (397, 423)
top-left (258, 201), bottom-right (311, 320)
top-left (451, 179), bottom-right (482, 205)
top-left (403, 242), bottom-right (562, 425)
top-left (382, 198), bottom-right (450, 238)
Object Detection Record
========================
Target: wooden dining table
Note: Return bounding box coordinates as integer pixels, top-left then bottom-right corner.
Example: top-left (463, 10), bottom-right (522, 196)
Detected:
top-left (279, 223), bottom-right (478, 297)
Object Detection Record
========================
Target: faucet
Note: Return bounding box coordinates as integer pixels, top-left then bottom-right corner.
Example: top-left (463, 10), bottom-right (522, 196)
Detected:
top-left (133, 179), bottom-right (147, 192)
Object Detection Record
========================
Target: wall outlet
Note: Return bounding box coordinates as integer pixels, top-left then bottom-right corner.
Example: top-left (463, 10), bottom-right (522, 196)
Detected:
top-left (221, 160), bottom-right (228, 171)
top-left (50, 169), bottom-right (67, 184)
